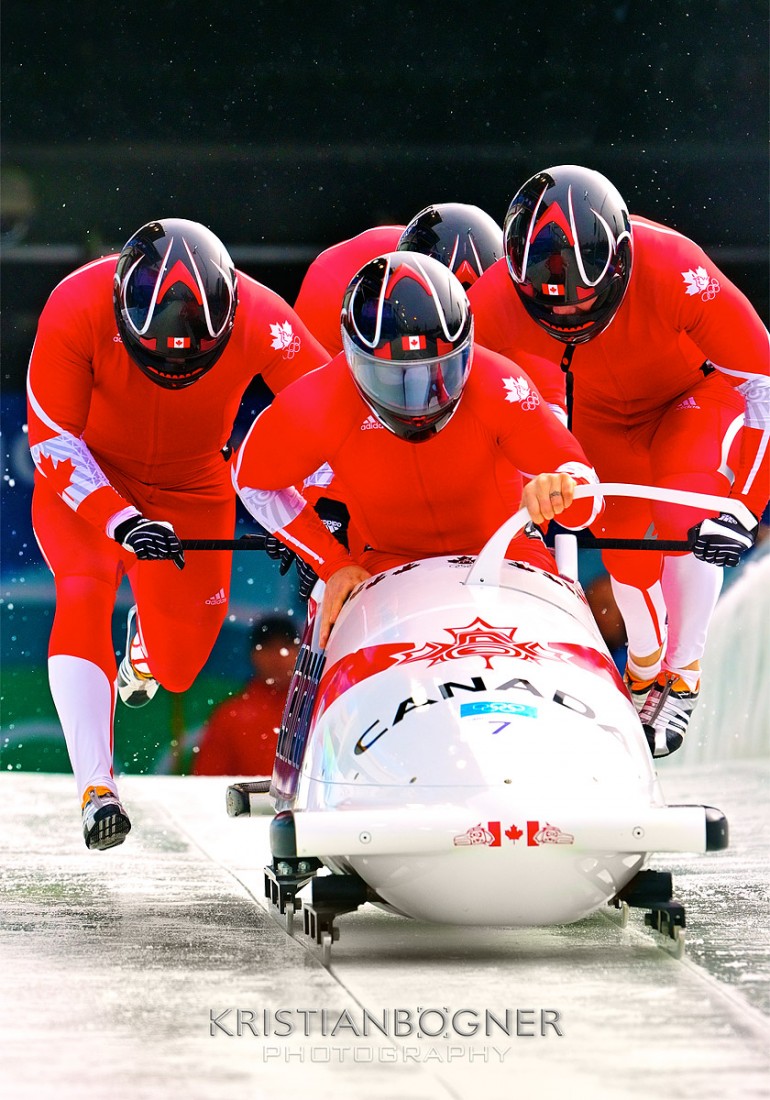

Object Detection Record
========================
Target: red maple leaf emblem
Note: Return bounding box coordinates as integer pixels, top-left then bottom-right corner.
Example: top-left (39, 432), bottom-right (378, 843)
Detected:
top-left (505, 824), bottom-right (523, 842)
top-left (388, 617), bottom-right (558, 669)
top-left (38, 453), bottom-right (76, 495)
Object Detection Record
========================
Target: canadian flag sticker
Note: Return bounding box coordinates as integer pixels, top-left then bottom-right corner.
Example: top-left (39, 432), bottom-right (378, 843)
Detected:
top-left (168, 337), bottom-right (191, 349)
top-left (402, 335), bottom-right (427, 351)
top-left (542, 284), bottom-right (565, 296)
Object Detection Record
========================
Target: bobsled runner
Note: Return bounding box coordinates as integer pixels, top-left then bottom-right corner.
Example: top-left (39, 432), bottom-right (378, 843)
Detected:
top-left (227, 484), bottom-right (751, 964)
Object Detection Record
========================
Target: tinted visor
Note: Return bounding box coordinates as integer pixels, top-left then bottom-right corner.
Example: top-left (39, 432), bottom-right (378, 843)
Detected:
top-left (343, 327), bottom-right (473, 438)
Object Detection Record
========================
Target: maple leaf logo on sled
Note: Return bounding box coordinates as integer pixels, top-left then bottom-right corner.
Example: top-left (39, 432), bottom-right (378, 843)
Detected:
top-left (389, 616), bottom-right (557, 670)
top-left (503, 376), bottom-right (540, 410)
top-left (269, 321), bottom-right (301, 358)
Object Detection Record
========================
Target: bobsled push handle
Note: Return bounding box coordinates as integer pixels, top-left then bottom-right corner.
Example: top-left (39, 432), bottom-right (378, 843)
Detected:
top-left (464, 483), bottom-right (757, 588)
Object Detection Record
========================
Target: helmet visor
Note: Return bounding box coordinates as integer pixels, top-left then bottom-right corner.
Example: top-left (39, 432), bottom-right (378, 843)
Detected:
top-left (343, 327), bottom-right (473, 433)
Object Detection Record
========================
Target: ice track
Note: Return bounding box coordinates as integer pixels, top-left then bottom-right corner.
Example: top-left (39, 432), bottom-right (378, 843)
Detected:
top-left (1, 767), bottom-right (768, 1100)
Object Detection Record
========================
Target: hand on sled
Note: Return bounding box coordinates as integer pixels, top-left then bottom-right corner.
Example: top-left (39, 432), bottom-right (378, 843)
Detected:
top-left (320, 563), bottom-right (371, 648)
top-left (521, 472), bottom-right (577, 526)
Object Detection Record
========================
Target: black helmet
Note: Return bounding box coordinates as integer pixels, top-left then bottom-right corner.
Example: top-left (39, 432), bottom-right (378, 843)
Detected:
top-left (113, 218), bottom-right (237, 388)
top-left (341, 252), bottom-right (473, 443)
top-left (398, 202), bottom-right (503, 289)
top-left (504, 165), bottom-right (632, 344)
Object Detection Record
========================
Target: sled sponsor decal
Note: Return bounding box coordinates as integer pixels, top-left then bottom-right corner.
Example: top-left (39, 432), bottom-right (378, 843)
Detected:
top-left (454, 821), bottom-right (526, 847)
top-left (460, 701), bottom-right (537, 719)
top-left (527, 821), bottom-right (575, 846)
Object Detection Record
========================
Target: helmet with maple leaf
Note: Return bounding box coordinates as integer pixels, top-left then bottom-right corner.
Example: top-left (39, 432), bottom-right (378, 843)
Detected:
top-left (113, 218), bottom-right (238, 388)
top-left (504, 165), bottom-right (632, 344)
top-left (397, 203), bottom-right (503, 290)
top-left (341, 252), bottom-right (473, 443)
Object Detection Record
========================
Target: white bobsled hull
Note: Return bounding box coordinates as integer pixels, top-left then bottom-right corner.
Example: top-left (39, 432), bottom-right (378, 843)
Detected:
top-left (287, 555), bottom-right (680, 927)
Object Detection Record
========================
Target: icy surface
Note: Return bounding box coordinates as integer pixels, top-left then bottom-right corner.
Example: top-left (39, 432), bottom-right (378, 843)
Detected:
top-left (0, 765), bottom-right (768, 1100)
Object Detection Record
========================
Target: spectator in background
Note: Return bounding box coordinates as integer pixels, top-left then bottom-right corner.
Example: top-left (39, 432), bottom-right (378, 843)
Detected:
top-left (193, 615), bottom-right (299, 777)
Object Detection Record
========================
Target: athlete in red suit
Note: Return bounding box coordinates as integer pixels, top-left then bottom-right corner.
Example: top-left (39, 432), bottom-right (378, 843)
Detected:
top-left (27, 219), bottom-right (329, 849)
top-left (233, 253), bottom-right (601, 648)
top-left (292, 204), bottom-right (504, 356)
top-left (291, 204), bottom-right (531, 555)
top-left (469, 166), bottom-right (770, 756)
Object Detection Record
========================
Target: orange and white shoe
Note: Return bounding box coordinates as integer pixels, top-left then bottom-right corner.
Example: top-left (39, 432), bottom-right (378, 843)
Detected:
top-left (117, 605), bottom-right (159, 708)
top-left (82, 785), bottom-right (131, 850)
top-left (639, 670), bottom-right (700, 758)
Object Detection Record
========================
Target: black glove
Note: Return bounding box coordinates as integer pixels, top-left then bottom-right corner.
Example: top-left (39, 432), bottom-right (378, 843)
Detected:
top-left (689, 511), bottom-right (758, 568)
top-left (296, 557), bottom-right (319, 601)
top-left (263, 535), bottom-right (319, 601)
top-left (114, 516), bottom-right (185, 570)
top-left (263, 535), bottom-right (296, 576)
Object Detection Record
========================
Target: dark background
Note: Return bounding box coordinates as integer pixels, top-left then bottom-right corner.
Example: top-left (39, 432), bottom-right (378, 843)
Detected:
top-left (1, 1), bottom-right (767, 774)
top-left (3, 0), bottom-right (768, 389)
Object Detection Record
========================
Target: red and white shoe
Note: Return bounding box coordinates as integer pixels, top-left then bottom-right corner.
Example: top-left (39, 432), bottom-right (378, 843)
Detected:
top-left (117, 605), bottom-right (159, 708)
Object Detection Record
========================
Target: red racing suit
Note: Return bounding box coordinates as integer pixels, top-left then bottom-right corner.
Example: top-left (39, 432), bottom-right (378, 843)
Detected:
top-left (27, 255), bottom-right (330, 692)
top-left (469, 216), bottom-right (770, 586)
top-left (232, 346), bottom-right (600, 581)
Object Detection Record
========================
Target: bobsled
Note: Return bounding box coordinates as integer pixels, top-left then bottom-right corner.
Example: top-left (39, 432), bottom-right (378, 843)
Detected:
top-left (228, 485), bottom-right (752, 962)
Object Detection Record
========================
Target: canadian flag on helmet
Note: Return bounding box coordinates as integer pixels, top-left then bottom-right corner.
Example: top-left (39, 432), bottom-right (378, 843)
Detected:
top-left (168, 337), bottom-right (191, 349)
top-left (542, 284), bottom-right (565, 296)
top-left (402, 335), bottom-right (427, 351)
